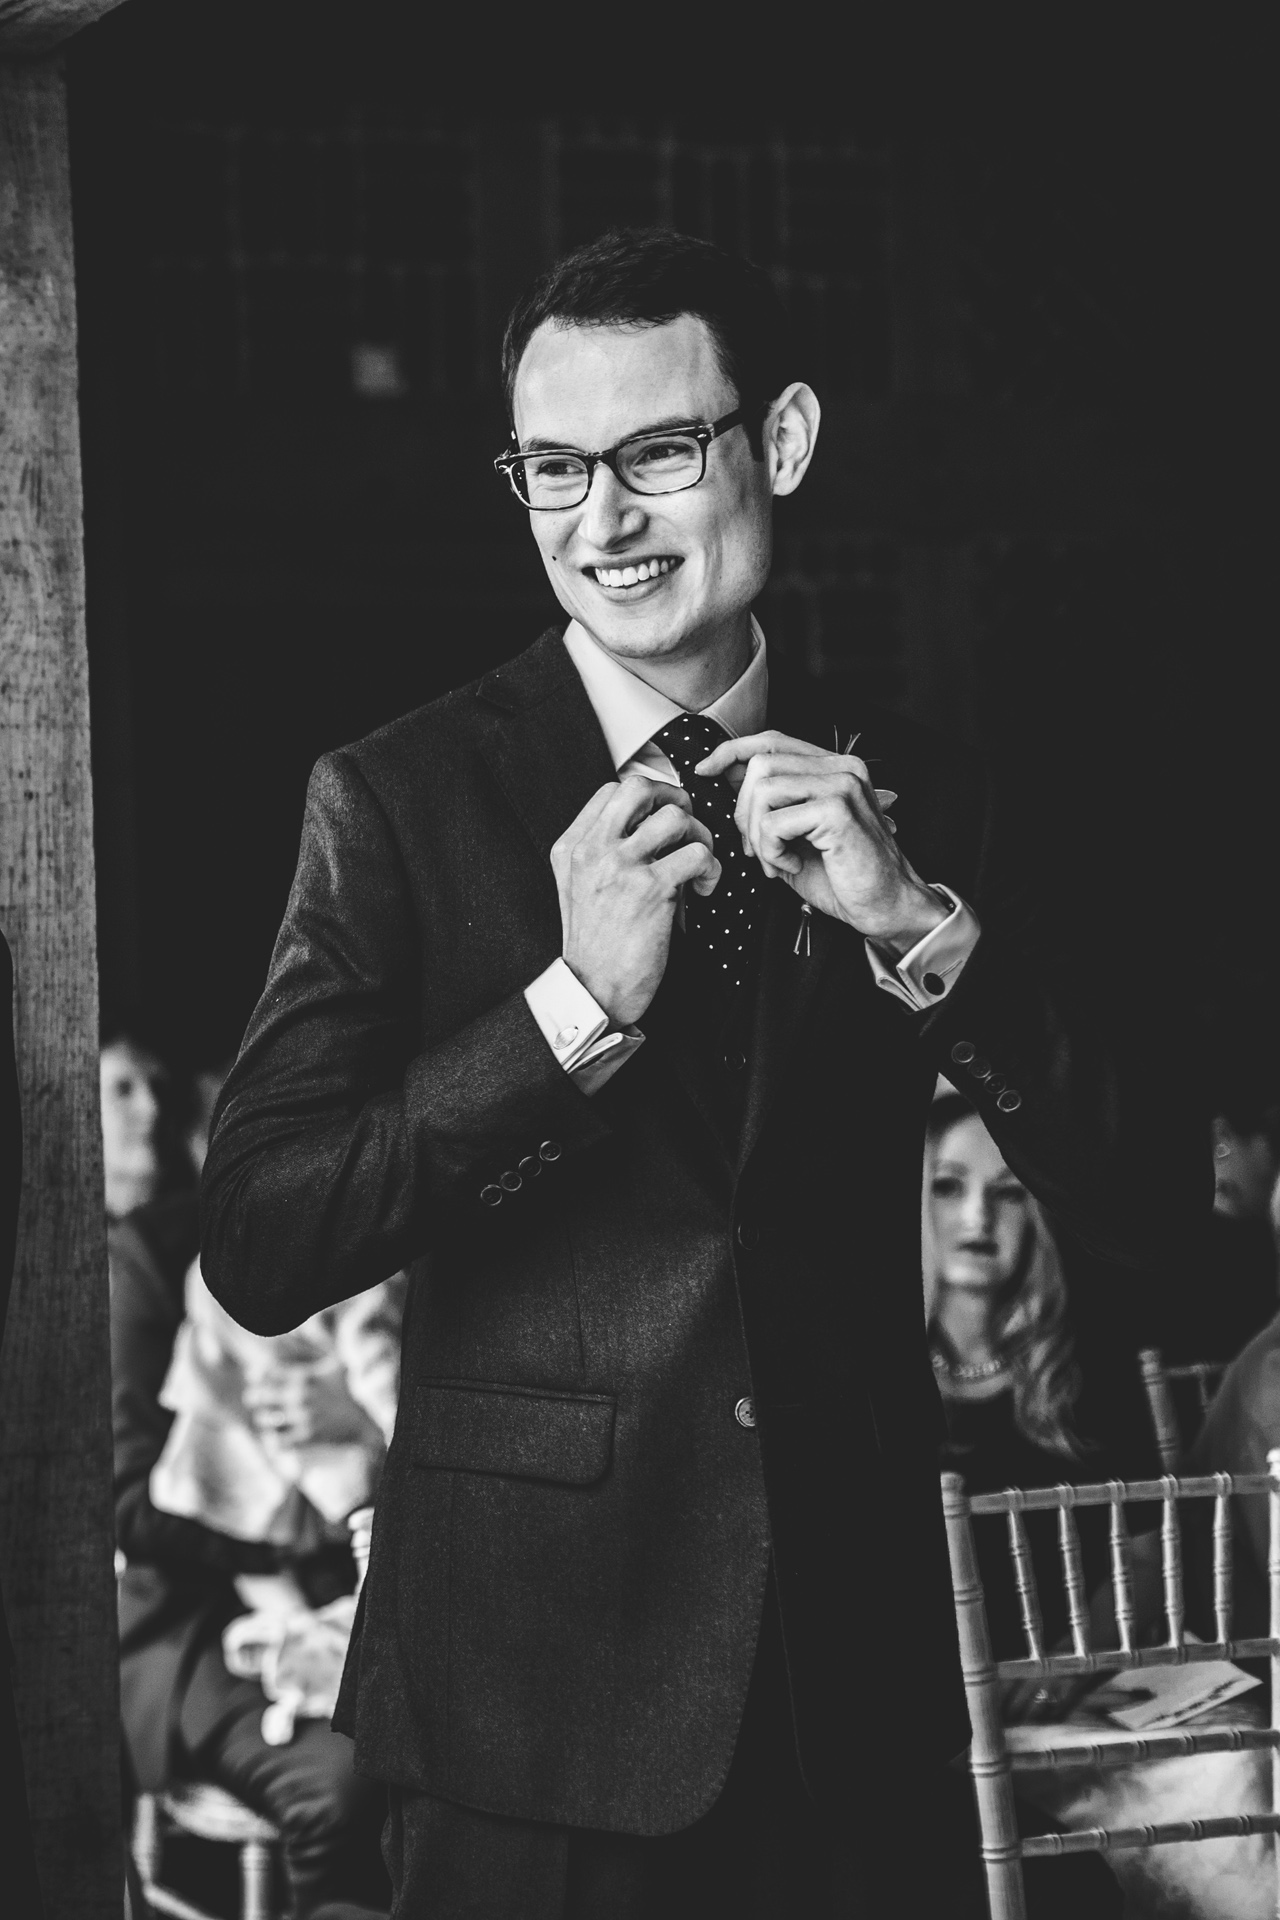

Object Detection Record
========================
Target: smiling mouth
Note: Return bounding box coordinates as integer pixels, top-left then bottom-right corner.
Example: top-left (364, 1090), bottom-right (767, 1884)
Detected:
top-left (588, 556), bottom-right (681, 590)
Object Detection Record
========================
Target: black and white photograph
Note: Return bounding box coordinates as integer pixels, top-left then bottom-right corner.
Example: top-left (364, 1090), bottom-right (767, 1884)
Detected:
top-left (0, 6), bottom-right (1273, 1916)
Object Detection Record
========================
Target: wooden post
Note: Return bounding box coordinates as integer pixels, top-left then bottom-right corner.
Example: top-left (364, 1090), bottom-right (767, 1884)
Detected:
top-left (941, 1472), bottom-right (1028, 1920)
top-left (0, 23), bottom-right (125, 1916)
top-left (1266, 1448), bottom-right (1280, 1920)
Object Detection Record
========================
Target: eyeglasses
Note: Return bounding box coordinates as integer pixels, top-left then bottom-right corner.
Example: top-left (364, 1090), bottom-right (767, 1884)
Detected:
top-left (493, 408), bottom-right (746, 511)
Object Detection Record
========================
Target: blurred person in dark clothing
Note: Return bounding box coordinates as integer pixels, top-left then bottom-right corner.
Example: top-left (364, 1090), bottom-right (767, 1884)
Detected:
top-left (0, 931), bottom-right (44, 1915)
top-left (111, 1166), bottom-right (395, 1918)
top-left (928, 1094), bottom-right (1159, 1661)
top-left (1187, 1163), bottom-right (1280, 1640)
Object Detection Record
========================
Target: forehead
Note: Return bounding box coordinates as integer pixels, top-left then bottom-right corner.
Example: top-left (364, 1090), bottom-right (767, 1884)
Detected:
top-left (101, 1042), bottom-right (161, 1080)
top-left (512, 313), bottom-right (734, 446)
top-left (935, 1116), bottom-right (1012, 1179)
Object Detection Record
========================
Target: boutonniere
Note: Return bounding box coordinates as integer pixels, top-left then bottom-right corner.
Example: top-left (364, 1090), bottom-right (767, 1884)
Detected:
top-left (793, 732), bottom-right (899, 957)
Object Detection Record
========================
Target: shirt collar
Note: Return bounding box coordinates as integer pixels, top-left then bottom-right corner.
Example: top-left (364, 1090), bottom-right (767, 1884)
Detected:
top-left (561, 617), bottom-right (769, 773)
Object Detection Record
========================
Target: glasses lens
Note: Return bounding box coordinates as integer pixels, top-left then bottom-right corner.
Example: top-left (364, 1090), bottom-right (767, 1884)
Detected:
top-left (618, 434), bottom-right (703, 495)
top-left (517, 453), bottom-right (589, 509)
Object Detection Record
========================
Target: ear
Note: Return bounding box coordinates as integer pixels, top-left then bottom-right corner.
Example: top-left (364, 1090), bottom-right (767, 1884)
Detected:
top-left (764, 382), bottom-right (821, 498)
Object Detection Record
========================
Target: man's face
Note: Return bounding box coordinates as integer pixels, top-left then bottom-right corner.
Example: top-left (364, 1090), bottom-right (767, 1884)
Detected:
top-left (511, 314), bottom-right (774, 670)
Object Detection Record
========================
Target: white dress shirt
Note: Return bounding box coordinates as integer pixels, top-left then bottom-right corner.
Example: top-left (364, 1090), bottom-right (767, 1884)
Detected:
top-left (524, 620), bottom-right (980, 1090)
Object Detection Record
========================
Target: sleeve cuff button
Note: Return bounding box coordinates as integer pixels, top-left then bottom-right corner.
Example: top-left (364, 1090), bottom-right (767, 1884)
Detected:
top-left (539, 1140), bottom-right (563, 1163)
top-left (996, 1089), bottom-right (1022, 1113)
top-left (480, 1184), bottom-right (503, 1207)
top-left (499, 1170), bottom-right (522, 1192)
top-left (950, 1041), bottom-right (976, 1065)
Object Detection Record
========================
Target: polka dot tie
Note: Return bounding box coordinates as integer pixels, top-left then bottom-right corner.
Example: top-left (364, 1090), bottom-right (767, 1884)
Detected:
top-left (651, 715), bottom-right (762, 997)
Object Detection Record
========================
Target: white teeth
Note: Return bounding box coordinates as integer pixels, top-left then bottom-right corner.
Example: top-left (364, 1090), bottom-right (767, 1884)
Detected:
top-left (593, 558), bottom-right (675, 588)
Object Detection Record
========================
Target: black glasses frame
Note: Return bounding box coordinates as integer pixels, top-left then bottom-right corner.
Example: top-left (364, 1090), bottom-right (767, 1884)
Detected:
top-left (493, 407), bottom-right (746, 510)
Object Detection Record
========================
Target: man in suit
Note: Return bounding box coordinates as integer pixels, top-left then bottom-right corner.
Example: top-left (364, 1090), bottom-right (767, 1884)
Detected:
top-left (202, 228), bottom-right (1205, 1916)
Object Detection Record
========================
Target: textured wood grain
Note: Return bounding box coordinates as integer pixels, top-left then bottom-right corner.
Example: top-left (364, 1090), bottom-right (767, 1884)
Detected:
top-left (0, 1), bottom-right (126, 55)
top-left (0, 53), bottom-right (121, 1920)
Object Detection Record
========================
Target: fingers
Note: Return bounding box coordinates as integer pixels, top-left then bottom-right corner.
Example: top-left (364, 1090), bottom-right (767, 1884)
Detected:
top-left (628, 803), bottom-right (714, 861)
top-left (654, 840), bottom-right (721, 897)
top-left (606, 775), bottom-right (692, 836)
top-left (553, 779), bottom-right (688, 875)
top-left (695, 730), bottom-right (827, 778)
top-left (735, 755), bottom-right (876, 863)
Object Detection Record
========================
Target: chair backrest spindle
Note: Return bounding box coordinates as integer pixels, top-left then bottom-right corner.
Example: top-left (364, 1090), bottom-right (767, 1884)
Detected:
top-left (1107, 1485), bottom-right (1135, 1655)
top-left (1211, 1476), bottom-right (1234, 1647)
top-left (1140, 1347), bottom-right (1182, 1473)
top-left (1160, 1475), bottom-right (1185, 1650)
top-left (1006, 1499), bottom-right (1045, 1662)
top-left (1056, 1493), bottom-right (1090, 1658)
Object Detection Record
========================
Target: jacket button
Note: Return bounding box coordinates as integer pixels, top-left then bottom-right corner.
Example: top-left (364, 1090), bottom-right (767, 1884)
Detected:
top-left (951, 1041), bottom-right (976, 1065)
top-left (480, 1184), bottom-right (503, 1207)
top-left (968, 1056), bottom-right (991, 1081)
top-left (996, 1089), bottom-right (1023, 1113)
top-left (539, 1140), bottom-right (563, 1163)
top-left (735, 1222), bottom-right (760, 1250)
top-left (735, 1396), bottom-right (757, 1429)
top-left (518, 1154), bottom-right (541, 1179)
top-left (723, 1049), bottom-right (747, 1072)
top-left (499, 1169), bottom-right (522, 1192)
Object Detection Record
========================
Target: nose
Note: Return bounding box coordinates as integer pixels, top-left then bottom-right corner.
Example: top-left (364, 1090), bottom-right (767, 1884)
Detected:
top-left (576, 460), bottom-right (646, 549)
top-left (957, 1184), bottom-right (995, 1238)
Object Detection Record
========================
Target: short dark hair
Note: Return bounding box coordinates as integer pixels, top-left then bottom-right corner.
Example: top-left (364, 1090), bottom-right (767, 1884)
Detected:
top-left (501, 227), bottom-right (796, 457)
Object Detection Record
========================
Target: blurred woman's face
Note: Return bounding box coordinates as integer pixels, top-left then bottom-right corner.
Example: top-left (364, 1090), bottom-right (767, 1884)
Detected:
top-left (929, 1115), bottom-right (1031, 1292)
top-left (100, 1040), bottom-right (166, 1208)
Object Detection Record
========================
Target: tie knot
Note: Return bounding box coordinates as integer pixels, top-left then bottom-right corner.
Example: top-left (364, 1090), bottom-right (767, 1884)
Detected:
top-left (651, 715), bottom-right (727, 782)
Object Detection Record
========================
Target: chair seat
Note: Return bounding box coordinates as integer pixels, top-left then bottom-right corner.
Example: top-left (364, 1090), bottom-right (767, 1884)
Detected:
top-left (160, 1781), bottom-right (279, 1845)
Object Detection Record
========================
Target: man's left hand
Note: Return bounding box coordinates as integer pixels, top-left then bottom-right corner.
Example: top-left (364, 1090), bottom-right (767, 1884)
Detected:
top-left (696, 730), bottom-right (948, 957)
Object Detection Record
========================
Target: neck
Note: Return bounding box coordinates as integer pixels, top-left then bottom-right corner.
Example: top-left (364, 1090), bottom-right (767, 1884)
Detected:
top-left (605, 610), bottom-right (754, 712)
top-left (933, 1286), bottom-right (1001, 1368)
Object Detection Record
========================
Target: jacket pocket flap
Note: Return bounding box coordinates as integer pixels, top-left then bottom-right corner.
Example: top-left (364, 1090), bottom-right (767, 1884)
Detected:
top-left (411, 1380), bottom-right (616, 1486)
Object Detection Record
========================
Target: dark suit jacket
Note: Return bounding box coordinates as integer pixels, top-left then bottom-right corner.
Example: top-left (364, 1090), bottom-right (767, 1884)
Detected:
top-left (201, 627), bottom-right (1207, 1834)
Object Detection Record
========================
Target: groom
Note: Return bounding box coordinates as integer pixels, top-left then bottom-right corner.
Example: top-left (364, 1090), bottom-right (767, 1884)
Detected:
top-left (202, 227), bottom-right (1204, 1915)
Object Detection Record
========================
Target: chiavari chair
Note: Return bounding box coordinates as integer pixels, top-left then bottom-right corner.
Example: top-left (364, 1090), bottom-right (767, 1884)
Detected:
top-left (942, 1451), bottom-right (1280, 1920)
top-left (1140, 1346), bottom-right (1231, 1472)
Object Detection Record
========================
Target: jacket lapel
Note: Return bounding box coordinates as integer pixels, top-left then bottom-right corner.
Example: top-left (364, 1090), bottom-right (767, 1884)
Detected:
top-left (473, 628), bottom-right (619, 863)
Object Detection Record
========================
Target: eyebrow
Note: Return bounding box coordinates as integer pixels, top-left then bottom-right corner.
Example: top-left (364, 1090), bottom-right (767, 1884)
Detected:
top-left (519, 415), bottom-right (704, 454)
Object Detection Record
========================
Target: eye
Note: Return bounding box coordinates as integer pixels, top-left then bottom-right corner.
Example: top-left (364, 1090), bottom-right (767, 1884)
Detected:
top-left (992, 1184), bottom-right (1027, 1205)
top-left (631, 437), bottom-right (696, 469)
top-left (931, 1175), bottom-right (962, 1198)
top-left (528, 455), bottom-right (584, 481)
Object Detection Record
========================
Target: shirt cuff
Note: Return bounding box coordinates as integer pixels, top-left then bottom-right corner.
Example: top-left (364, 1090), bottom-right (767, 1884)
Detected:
top-left (864, 885), bottom-right (980, 1013)
top-left (524, 959), bottom-right (644, 1094)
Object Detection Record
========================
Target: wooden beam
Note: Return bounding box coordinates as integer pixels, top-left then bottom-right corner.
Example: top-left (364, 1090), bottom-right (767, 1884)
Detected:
top-left (0, 51), bottom-right (121, 1920)
top-left (0, 0), bottom-right (126, 55)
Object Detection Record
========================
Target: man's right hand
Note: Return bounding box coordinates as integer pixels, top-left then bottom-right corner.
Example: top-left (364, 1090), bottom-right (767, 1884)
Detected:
top-left (552, 777), bottom-right (719, 1026)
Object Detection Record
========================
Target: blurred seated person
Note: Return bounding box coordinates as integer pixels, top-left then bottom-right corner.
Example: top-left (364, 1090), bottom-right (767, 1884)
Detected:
top-left (100, 1031), bottom-right (189, 1221)
top-left (111, 1149), bottom-right (400, 1919)
top-left (1188, 1165), bottom-right (1280, 1640)
top-left (927, 1095), bottom-right (1161, 1664)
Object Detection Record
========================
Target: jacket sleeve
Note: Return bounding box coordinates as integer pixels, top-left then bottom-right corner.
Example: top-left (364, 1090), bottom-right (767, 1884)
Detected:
top-left (200, 748), bottom-right (612, 1334)
top-left (110, 1219), bottom-right (281, 1578)
top-left (915, 759), bottom-right (1212, 1274)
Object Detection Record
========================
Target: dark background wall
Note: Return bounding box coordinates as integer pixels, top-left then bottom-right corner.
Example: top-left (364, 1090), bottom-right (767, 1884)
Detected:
top-left (68, 7), bottom-right (1271, 1076)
